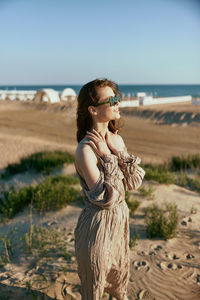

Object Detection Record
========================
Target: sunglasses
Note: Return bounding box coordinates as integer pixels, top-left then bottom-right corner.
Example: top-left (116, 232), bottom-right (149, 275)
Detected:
top-left (94, 94), bottom-right (121, 107)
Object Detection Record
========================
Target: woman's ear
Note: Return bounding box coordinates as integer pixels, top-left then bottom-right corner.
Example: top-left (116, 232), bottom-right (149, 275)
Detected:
top-left (88, 105), bottom-right (98, 116)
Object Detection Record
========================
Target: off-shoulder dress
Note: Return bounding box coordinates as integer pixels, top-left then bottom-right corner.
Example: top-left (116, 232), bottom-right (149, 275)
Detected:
top-left (74, 138), bottom-right (145, 300)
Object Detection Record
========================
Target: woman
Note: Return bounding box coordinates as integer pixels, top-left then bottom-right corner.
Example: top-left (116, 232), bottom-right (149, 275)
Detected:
top-left (74, 78), bottom-right (145, 300)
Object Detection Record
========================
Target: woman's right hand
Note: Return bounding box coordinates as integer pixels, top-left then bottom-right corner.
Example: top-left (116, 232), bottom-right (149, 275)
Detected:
top-left (85, 129), bottom-right (111, 157)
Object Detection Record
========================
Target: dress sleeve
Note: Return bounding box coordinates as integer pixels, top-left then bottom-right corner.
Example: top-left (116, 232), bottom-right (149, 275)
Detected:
top-left (116, 147), bottom-right (145, 191)
top-left (83, 154), bottom-right (123, 210)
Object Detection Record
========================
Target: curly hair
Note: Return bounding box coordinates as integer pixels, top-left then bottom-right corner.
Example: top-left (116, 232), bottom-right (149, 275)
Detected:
top-left (76, 78), bottom-right (122, 142)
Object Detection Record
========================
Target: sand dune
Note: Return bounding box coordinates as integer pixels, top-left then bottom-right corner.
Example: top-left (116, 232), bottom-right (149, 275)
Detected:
top-left (0, 101), bottom-right (200, 299)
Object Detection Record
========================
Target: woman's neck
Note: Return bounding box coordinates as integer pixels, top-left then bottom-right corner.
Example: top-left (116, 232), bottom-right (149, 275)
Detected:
top-left (91, 122), bottom-right (109, 138)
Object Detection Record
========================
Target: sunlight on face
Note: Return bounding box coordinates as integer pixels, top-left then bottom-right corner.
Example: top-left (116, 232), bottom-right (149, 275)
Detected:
top-left (94, 86), bottom-right (120, 122)
top-left (97, 86), bottom-right (115, 103)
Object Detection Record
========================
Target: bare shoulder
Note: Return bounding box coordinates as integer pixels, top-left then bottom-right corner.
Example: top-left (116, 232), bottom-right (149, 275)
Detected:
top-left (75, 140), bottom-right (98, 175)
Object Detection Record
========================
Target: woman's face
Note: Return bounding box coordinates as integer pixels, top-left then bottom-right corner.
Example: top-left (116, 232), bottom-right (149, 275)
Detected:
top-left (94, 86), bottom-right (121, 122)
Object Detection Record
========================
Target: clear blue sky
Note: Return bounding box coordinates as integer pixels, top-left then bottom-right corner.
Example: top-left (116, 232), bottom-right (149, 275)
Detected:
top-left (0, 0), bottom-right (199, 84)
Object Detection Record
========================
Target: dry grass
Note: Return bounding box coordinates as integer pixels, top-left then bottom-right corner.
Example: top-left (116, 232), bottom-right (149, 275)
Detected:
top-left (0, 101), bottom-right (199, 168)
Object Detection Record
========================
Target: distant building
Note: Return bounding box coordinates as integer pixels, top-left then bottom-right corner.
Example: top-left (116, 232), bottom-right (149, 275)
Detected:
top-left (60, 88), bottom-right (76, 102)
top-left (34, 89), bottom-right (60, 103)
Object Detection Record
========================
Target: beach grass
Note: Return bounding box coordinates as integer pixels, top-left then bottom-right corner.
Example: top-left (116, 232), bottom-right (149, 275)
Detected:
top-left (125, 191), bottom-right (140, 215)
top-left (141, 152), bottom-right (200, 192)
top-left (144, 202), bottom-right (179, 240)
top-left (0, 175), bottom-right (80, 220)
top-left (1, 150), bottom-right (75, 178)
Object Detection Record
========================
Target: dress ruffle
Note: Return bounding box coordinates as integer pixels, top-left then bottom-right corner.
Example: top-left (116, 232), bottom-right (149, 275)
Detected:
top-left (116, 147), bottom-right (146, 191)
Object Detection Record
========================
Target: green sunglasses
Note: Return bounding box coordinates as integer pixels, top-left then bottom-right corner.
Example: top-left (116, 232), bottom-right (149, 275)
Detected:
top-left (94, 94), bottom-right (121, 107)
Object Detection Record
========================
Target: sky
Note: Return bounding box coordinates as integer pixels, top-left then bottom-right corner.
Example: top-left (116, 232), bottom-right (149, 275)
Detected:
top-left (0, 0), bottom-right (200, 85)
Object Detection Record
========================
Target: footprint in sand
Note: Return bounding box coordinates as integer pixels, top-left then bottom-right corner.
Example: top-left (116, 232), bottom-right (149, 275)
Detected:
top-left (153, 245), bottom-right (162, 251)
top-left (158, 262), bottom-right (182, 270)
top-left (149, 251), bottom-right (156, 256)
top-left (165, 252), bottom-right (180, 260)
top-left (137, 251), bottom-right (147, 256)
top-left (186, 253), bottom-right (195, 259)
top-left (197, 274), bottom-right (200, 284)
top-left (62, 284), bottom-right (81, 299)
top-left (137, 289), bottom-right (153, 299)
top-left (132, 260), bottom-right (150, 272)
top-left (137, 289), bottom-right (147, 299)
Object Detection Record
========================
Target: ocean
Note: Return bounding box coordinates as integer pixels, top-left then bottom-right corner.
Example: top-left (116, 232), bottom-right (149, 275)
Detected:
top-left (0, 84), bottom-right (200, 98)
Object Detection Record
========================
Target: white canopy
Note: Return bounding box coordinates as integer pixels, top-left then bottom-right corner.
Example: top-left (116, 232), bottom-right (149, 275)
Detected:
top-left (34, 89), bottom-right (60, 103)
top-left (60, 88), bottom-right (76, 101)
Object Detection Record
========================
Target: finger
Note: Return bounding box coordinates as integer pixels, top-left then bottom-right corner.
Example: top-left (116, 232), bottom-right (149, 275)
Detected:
top-left (92, 129), bottom-right (103, 139)
top-left (99, 131), bottom-right (105, 141)
top-left (85, 134), bottom-right (99, 144)
top-left (86, 132), bottom-right (99, 141)
top-left (86, 130), bottom-right (101, 140)
top-left (88, 141), bottom-right (100, 156)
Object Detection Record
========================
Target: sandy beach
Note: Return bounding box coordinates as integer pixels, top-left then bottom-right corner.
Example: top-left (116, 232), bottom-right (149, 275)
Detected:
top-left (0, 100), bottom-right (200, 299)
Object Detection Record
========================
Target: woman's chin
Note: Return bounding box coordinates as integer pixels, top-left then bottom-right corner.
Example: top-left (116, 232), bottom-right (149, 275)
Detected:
top-left (112, 115), bottom-right (121, 121)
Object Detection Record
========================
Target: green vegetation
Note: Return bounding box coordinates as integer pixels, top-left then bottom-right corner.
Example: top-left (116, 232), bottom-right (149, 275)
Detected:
top-left (190, 205), bottom-right (197, 214)
top-left (0, 224), bottom-right (73, 285)
top-left (138, 184), bottom-right (155, 200)
top-left (125, 191), bottom-right (140, 215)
top-left (1, 150), bottom-right (74, 178)
top-left (144, 202), bottom-right (179, 240)
top-left (0, 227), bottom-right (18, 266)
top-left (129, 233), bottom-right (140, 249)
top-left (141, 153), bottom-right (200, 192)
top-left (142, 164), bottom-right (176, 184)
top-left (22, 225), bottom-right (72, 260)
top-left (169, 153), bottom-right (200, 171)
top-left (0, 175), bottom-right (80, 220)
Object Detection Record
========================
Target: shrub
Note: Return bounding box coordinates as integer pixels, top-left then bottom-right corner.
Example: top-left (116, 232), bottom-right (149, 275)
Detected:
top-left (144, 202), bottom-right (178, 240)
top-left (129, 233), bottom-right (140, 249)
top-left (190, 175), bottom-right (200, 192)
top-left (33, 176), bottom-right (79, 213)
top-left (2, 151), bottom-right (75, 177)
top-left (125, 192), bottom-right (140, 215)
top-left (143, 164), bottom-right (176, 184)
top-left (0, 175), bottom-right (80, 219)
top-left (138, 184), bottom-right (155, 200)
top-left (169, 153), bottom-right (200, 171)
top-left (176, 171), bottom-right (188, 186)
top-left (23, 225), bottom-right (72, 260)
top-left (190, 205), bottom-right (197, 214)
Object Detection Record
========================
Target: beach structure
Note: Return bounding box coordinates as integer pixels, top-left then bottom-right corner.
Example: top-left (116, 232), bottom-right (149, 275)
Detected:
top-left (60, 88), bottom-right (76, 101)
top-left (120, 100), bottom-right (139, 107)
top-left (33, 89), bottom-right (60, 103)
top-left (120, 94), bottom-right (192, 107)
top-left (0, 91), bottom-right (6, 100)
top-left (139, 95), bottom-right (192, 106)
top-left (192, 98), bottom-right (200, 106)
top-left (136, 92), bottom-right (146, 99)
top-left (0, 90), bottom-right (36, 101)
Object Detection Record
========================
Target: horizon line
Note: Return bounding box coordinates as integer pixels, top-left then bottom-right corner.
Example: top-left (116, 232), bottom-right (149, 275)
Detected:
top-left (0, 83), bottom-right (200, 86)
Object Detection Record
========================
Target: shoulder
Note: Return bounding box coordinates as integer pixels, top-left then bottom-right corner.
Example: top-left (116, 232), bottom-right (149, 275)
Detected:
top-left (75, 138), bottom-right (98, 172)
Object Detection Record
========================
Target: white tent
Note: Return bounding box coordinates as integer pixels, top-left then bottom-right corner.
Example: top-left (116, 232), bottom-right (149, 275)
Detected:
top-left (34, 89), bottom-right (60, 103)
top-left (60, 88), bottom-right (76, 101)
top-left (0, 91), bottom-right (6, 101)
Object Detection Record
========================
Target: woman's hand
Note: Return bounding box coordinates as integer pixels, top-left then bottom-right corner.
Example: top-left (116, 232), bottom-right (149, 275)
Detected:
top-left (85, 129), bottom-right (111, 157)
top-left (105, 130), bottom-right (126, 155)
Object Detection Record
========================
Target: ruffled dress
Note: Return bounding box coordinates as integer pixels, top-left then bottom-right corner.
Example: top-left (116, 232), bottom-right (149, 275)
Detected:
top-left (74, 139), bottom-right (145, 300)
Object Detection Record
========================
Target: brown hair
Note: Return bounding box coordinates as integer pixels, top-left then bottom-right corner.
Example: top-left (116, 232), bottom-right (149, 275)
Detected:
top-left (76, 78), bottom-right (122, 142)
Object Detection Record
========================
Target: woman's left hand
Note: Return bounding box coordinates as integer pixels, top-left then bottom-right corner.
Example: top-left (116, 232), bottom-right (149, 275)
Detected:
top-left (105, 130), bottom-right (126, 155)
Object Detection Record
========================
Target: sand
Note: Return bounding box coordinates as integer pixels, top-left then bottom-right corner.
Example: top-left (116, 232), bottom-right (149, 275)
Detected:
top-left (0, 100), bottom-right (200, 299)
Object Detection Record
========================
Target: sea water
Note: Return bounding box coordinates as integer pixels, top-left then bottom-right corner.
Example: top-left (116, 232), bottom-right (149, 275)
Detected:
top-left (0, 84), bottom-right (200, 98)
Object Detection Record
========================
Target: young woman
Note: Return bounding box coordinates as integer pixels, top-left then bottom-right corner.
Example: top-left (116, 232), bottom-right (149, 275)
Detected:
top-left (74, 78), bottom-right (145, 300)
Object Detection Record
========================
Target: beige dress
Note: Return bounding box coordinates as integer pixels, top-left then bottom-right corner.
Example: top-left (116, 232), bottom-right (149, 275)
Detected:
top-left (74, 139), bottom-right (145, 300)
